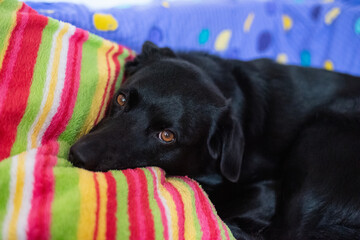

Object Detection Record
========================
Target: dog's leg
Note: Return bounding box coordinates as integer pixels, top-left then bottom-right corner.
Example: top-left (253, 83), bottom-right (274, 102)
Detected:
top-left (266, 110), bottom-right (360, 240)
top-left (303, 225), bottom-right (360, 240)
top-left (210, 180), bottom-right (277, 240)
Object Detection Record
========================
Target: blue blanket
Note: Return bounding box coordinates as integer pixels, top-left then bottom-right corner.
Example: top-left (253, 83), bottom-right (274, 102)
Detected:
top-left (27, 0), bottom-right (360, 76)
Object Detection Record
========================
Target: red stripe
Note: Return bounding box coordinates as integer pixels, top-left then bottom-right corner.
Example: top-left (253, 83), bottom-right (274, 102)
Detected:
top-left (105, 172), bottom-right (117, 240)
top-left (221, 221), bottom-right (231, 240)
top-left (27, 141), bottom-right (59, 240)
top-left (0, 4), bottom-right (48, 160)
top-left (41, 29), bottom-right (89, 144)
top-left (123, 170), bottom-right (141, 240)
top-left (148, 168), bottom-right (169, 239)
top-left (121, 52), bottom-right (136, 85)
top-left (186, 178), bottom-right (221, 239)
top-left (123, 169), bottom-right (155, 240)
top-left (93, 173), bottom-right (101, 240)
top-left (0, 4), bottom-right (28, 111)
top-left (125, 48), bottom-right (136, 61)
top-left (94, 46), bottom-right (114, 125)
top-left (105, 46), bottom-right (124, 115)
top-left (137, 170), bottom-right (155, 240)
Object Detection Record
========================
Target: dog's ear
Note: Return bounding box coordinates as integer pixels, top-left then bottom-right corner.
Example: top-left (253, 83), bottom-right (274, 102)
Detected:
top-left (125, 41), bottom-right (176, 78)
top-left (141, 41), bottom-right (176, 58)
top-left (207, 106), bottom-right (245, 182)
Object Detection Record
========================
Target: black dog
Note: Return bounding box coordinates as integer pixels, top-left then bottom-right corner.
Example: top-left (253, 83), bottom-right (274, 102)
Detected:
top-left (69, 41), bottom-right (360, 239)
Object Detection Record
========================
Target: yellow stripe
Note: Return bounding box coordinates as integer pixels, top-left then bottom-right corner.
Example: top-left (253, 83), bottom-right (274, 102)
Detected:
top-left (77, 169), bottom-right (96, 240)
top-left (155, 168), bottom-right (179, 239)
top-left (0, 2), bottom-right (22, 69)
top-left (78, 40), bottom-right (113, 136)
top-left (96, 173), bottom-right (108, 240)
top-left (97, 44), bottom-right (118, 123)
top-left (168, 178), bottom-right (197, 239)
top-left (31, 23), bottom-right (70, 148)
top-left (8, 152), bottom-right (27, 240)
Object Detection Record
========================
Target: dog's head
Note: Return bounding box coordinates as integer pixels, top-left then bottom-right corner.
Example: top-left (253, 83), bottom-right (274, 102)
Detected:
top-left (69, 42), bottom-right (244, 182)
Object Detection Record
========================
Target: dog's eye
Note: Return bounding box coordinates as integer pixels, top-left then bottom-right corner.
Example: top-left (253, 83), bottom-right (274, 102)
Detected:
top-left (158, 130), bottom-right (175, 143)
top-left (117, 93), bottom-right (127, 107)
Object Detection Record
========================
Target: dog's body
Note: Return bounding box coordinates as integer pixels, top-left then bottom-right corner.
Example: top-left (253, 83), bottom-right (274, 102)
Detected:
top-left (70, 42), bottom-right (360, 239)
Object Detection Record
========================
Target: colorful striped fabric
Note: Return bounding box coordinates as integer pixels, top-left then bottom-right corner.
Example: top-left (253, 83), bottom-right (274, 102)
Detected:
top-left (0, 0), bottom-right (134, 159)
top-left (0, 0), bottom-right (234, 239)
top-left (0, 142), bottom-right (234, 240)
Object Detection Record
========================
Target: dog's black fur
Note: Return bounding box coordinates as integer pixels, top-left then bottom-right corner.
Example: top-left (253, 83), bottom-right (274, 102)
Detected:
top-left (69, 42), bottom-right (360, 239)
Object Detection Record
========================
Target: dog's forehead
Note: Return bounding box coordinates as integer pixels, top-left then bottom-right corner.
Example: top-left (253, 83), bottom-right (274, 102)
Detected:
top-left (137, 60), bottom-right (204, 89)
top-left (125, 59), bottom-right (226, 106)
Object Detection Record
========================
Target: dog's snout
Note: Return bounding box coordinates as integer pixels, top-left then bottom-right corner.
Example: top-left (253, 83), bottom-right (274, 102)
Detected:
top-left (69, 138), bottom-right (104, 170)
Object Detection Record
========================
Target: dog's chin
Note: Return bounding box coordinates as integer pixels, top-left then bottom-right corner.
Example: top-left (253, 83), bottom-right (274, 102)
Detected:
top-left (69, 160), bottom-right (154, 173)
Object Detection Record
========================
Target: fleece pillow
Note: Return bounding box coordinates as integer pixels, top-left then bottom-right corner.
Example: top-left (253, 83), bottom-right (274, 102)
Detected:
top-left (0, 0), bottom-right (235, 239)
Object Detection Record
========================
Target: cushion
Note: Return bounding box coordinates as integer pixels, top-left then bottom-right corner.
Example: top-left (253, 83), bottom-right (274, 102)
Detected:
top-left (0, 0), bottom-right (234, 239)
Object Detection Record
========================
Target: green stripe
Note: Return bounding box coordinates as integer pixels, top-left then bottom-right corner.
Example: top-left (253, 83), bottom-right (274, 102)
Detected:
top-left (210, 197), bottom-right (228, 239)
top-left (56, 141), bottom-right (72, 164)
top-left (0, 0), bottom-right (21, 60)
top-left (177, 178), bottom-right (202, 239)
top-left (10, 19), bottom-right (60, 156)
top-left (50, 162), bottom-right (80, 240)
top-left (226, 224), bottom-right (236, 240)
top-left (59, 34), bottom-right (102, 145)
top-left (0, 157), bottom-right (12, 240)
top-left (112, 171), bottom-right (130, 240)
top-left (143, 169), bottom-right (165, 240)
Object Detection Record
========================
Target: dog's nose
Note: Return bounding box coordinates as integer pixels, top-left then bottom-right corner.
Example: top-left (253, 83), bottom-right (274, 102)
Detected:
top-left (69, 145), bottom-right (86, 168)
top-left (69, 139), bottom-right (102, 170)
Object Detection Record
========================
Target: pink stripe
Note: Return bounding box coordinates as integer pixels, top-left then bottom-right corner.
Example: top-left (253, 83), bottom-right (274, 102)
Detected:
top-left (27, 141), bottom-right (59, 240)
top-left (181, 177), bottom-right (221, 239)
top-left (160, 171), bottom-right (185, 240)
top-left (123, 169), bottom-right (145, 240)
top-left (137, 170), bottom-right (155, 239)
top-left (131, 170), bottom-right (146, 237)
top-left (105, 172), bottom-right (117, 240)
top-left (148, 168), bottom-right (169, 240)
top-left (0, 4), bottom-right (29, 115)
top-left (179, 177), bottom-right (211, 239)
top-left (41, 29), bottom-right (89, 144)
top-left (221, 220), bottom-right (231, 240)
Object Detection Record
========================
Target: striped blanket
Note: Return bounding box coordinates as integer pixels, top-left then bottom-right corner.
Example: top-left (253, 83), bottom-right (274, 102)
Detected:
top-left (0, 0), bottom-right (234, 239)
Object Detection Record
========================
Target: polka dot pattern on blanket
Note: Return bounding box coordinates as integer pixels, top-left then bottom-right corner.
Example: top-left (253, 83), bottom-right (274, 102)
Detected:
top-left (27, 0), bottom-right (360, 76)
